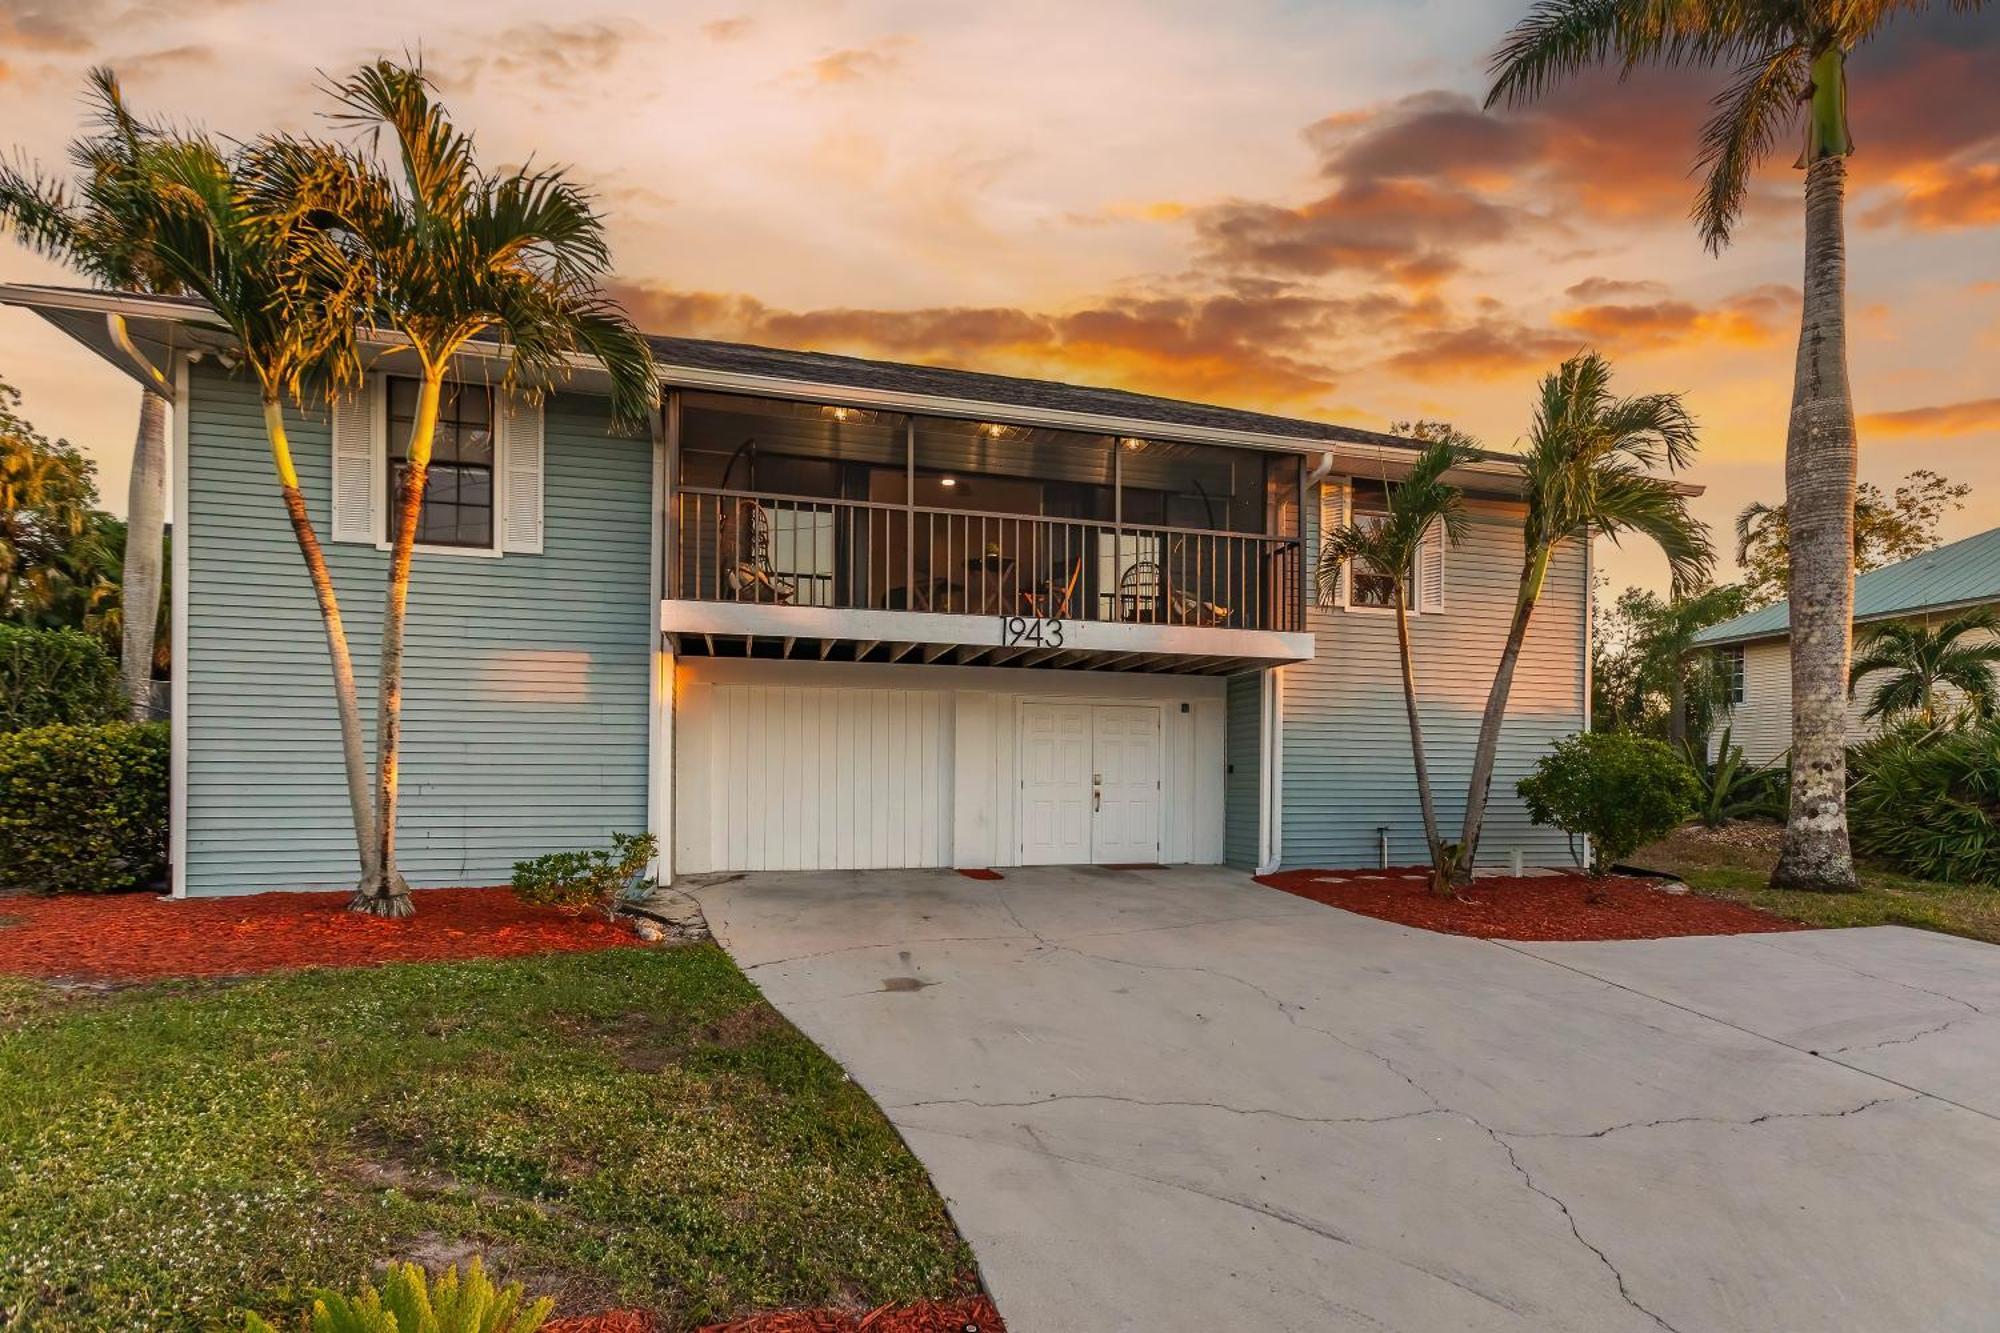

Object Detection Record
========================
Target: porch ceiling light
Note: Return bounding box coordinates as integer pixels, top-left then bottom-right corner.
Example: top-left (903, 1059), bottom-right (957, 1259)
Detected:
top-left (939, 476), bottom-right (958, 487)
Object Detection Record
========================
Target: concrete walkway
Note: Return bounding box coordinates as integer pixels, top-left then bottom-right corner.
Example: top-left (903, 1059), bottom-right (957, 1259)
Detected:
top-left (689, 866), bottom-right (2000, 1333)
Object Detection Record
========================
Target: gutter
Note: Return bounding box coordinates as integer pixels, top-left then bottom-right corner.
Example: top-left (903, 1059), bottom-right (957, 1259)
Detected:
top-left (1695, 591), bottom-right (2000, 650)
top-left (106, 313), bottom-right (173, 395)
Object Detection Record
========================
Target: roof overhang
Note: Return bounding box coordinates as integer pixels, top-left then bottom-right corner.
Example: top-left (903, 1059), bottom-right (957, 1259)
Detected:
top-left (1694, 591), bottom-right (2000, 648)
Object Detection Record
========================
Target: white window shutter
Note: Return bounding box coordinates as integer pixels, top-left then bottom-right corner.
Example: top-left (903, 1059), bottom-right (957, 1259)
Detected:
top-left (1317, 478), bottom-right (1349, 608)
top-left (330, 377), bottom-right (381, 543)
top-left (500, 394), bottom-right (545, 554)
top-left (1417, 523), bottom-right (1447, 613)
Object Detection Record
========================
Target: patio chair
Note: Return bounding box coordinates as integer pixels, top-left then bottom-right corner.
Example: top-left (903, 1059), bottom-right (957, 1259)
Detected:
top-left (1022, 559), bottom-right (1083, 619)
top-left (1115, 559), bottom-right (1161, 621)
top-left (723, 500), bottom-right (797, 604)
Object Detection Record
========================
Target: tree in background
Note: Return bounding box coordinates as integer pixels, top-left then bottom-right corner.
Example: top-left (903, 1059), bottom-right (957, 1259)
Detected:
top-left (0, 70), bottom-right (176, 719)
top-left (1735, 470), bottom-right (1970, 608)
top-left (1317, 440), bottom-right (1474, 893)
top-left (1453, 353), bottom-right (1710, 885)
top-left (1849, 611), bottom-right (2000, 729)
top-left (0, 377), bottom-right (107, 625)
top-left (304, 61), bottom-right (659, 917)
top-left (1594, 583), bottom-right (1749, 749)
top-left (1489, 0), bottom-right (1989, 894)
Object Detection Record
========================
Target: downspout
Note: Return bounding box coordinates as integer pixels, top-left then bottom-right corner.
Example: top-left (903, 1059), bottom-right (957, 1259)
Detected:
top-left (107, 313), bottom-right (172, 396)
top-left (1302, 450), bottom-right (1335, 491)
top-left (1255, 667), bottom-right (1285, 875)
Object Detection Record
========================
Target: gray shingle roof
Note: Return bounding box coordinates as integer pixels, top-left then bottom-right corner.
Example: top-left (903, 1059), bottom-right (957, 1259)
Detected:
top-left (644, 333), bottom-right (1440, 454)
top-left (1693, 524), bottom-right (2000, 646)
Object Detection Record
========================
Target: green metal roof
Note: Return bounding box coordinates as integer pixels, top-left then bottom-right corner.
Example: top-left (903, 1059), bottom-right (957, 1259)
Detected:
top-left (1694, 524), bottom-right (2000, 647)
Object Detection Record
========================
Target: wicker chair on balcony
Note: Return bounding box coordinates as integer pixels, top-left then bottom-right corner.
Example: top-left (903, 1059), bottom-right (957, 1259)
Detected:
top-left (722, 500), bottom-right (797, 604)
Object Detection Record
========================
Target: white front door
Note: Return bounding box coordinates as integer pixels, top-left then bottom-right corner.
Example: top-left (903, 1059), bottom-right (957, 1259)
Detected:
top-left (1018, 702), bottom-right (1162, 865)
top-left (1091, 705), bottom-right (1162, 863)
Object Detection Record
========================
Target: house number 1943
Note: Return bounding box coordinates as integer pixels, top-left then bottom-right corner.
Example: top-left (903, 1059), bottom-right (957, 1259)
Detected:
top-left (1000, 616), bottom-right (1064, 647)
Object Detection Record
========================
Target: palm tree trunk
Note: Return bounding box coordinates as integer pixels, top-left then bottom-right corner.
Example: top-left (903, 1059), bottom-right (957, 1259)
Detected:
top-left (119, 390), bottom-right (168, 719)
top-left (354, 372), bottom-right (441, 918)
top-left (1393, 587), bottom-right (1447, 895)
top-left (261, 398), bottom-right (377, 882)
top-left (1452, 544), bottom-right (1552, 886)
top-left (1771, 153), bottom-right (1860, 893)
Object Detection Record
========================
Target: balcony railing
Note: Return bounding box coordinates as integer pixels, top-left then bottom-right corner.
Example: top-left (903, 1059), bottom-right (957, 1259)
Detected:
top-left (672, 487), bottom-right (1303, 633)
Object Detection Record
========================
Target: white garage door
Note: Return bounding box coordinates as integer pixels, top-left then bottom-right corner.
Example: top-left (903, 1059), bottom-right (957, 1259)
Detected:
top-left (675, 674), bottom-right (951, 872)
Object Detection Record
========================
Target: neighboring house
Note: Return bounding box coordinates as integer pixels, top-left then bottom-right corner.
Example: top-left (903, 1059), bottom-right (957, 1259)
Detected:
top-left (5, 283), bottom-right (1603, 896)
top-left (1694, 525), bottom-right (2000, 764)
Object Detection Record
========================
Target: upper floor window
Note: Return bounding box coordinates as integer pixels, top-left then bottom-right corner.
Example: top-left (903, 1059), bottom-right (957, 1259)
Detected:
top-left (1348, 480), bottom-right (1407, 609)
top-left (388, 378), bottom-right (494, 549)
top-left (1720, 644), bottom-right (1746, 704)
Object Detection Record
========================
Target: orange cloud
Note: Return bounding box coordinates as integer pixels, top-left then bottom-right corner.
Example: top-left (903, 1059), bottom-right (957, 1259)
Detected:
top-left (701, 17), bottom-right (753, 41)
top-left (1863, 163), bottom-right (2000, 232)
top-left (1554, 284), bottom-right (1797, 351)
top-left (1860, 397), bottom-right (2000, 437)
top-left (607, 281), bottom-right (1368, 408)
top-left (1380, 320), bottom-right (1578, 382)
top-left (806, 37), bottom-right (912, 85)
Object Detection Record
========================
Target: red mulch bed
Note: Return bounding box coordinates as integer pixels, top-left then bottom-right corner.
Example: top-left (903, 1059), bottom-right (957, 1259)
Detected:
top-left (1255, 867), bottom-right (1803, 941)
top-left (0, 887), bottom-right (646, 981)
top-left (546, 1298), bottom-right (1003, 1332)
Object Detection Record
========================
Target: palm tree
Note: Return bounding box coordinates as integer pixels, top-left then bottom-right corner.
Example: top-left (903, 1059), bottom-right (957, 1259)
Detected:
top-left (0, 69), bottom-right (175, 719)
top-left (1849, 611), bottom-right (2000, 728)
top-left (122, 129), bottom-right (381, 882)
top-left (1453, 352), bottom-right (1711, 885)
top-left (1488, 2), bottom-right (1987, 891)
top-left (1317, 441), bottom-right (1474, 893)
top-left (309, 61), bottom-right (658, 917)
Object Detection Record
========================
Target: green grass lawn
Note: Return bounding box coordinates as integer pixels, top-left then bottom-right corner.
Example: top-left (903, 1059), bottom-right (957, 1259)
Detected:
top-left (0, 946), bottom-right (976, 1332)
top-left (1635, 825), bottom-right (2000, 945)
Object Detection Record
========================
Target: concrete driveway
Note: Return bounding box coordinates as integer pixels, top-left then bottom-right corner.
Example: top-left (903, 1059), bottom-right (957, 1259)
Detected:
top-left (689, 866), bottom-right (2000, 1333)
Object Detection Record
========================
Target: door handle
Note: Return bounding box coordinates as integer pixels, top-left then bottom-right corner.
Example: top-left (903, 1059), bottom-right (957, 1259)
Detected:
top-left (1093, 789), bottom-right (1101, 812)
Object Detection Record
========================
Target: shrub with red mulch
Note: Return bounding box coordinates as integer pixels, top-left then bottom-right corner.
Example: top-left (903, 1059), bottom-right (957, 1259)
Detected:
top-left (545, 1298), bottom-right (1004, 1333)
top-left (1255, 867), bottom-right (1803, 941)
top-left (0, 886), bottom-right (646, 981)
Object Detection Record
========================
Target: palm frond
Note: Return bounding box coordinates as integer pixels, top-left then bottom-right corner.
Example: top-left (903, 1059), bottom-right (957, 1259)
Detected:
top-left (1486, 0), bottom-right (1637, 107)
top-left (1691, 43), bottom-right (1808, 251)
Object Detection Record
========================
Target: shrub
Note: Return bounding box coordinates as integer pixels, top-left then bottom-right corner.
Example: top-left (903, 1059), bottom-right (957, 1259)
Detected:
top-left (1850, 719), bottom-right (2000, 885)
top-left (242, 1258), bottom-right (552, 1333)
top-left (1686, 727), bottom-right (1785, 828)
top-left (0, 721), bottom-right (168, 893)
top-left (0, 624), bottom-right (122, 731)
top-left (1518, 731), bottom-right (1698, 875)
top-left (512, 831), bottom-right (656, 918)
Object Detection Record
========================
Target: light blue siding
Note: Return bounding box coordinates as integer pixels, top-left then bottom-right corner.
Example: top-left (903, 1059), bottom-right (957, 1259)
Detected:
top-left (1223, 671), bottom-right (1262, 868)
top-left (182, 365), bottom-right (653, 895)
top-left (1279, 490), bottom-right (1587, 870)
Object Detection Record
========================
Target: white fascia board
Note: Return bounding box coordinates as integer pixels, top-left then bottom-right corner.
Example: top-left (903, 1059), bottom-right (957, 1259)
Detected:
top-left (661, 600), bottom-right (1315, 664)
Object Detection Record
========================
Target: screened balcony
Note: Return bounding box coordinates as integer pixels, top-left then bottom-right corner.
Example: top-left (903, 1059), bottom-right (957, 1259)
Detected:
top-left (666, 392), bottom-right (1306, 642)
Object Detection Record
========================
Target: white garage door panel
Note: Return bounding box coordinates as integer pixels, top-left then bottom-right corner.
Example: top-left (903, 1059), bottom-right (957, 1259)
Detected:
top-left (687, 681), bottom-right (949, 872)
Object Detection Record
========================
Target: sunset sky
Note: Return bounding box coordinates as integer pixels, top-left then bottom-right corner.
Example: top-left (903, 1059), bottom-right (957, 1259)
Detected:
top-left (1, 0), bottom-right (1994, 596)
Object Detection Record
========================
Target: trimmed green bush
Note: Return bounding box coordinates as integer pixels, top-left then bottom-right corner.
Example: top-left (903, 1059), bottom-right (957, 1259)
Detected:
top-left (0, 624), bottom-right (122, 731)
top-left (1518, 731), bottom-right (1698, 875)
top-left (0, 721), bottom-right (168, 893)
top-left (1850, 720), bottom-right (2000, 885)
top-left (511, 831), bottom-right (655, 918)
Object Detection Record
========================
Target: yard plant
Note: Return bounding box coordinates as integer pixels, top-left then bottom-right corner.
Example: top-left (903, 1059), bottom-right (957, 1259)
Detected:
top-left (0, 624), bottom-right (122, 731)
top-left (1489, 0), bottom-right (1992, 895)
top-left (1519, 731), bottom-right (1699, 875)
top-left (1849, 720), bottom-right (2000, 886)
top-left (511, 832), bottom-right (656, 919)
top-left (241, 1259), bottom-right (551, 1333)
top-left (0, 947), bottom-right (975, 1330)
top-left (1849, 611), bottom-right (2000, 729)
top-left (0, 720), bottom-right (167, 892)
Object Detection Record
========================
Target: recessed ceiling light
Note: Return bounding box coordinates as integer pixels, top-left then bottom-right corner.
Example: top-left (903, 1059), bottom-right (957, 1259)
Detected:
top-left (939, 476), bottom-right (958, 487)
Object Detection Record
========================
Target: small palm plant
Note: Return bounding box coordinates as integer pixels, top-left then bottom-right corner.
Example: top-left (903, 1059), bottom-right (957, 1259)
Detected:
top-left (0, 69), bottom-right (176, 718)
top-left (300, 60), bottom-right (659, 917)
top-left (1850, 611), bottom-right (2000, 729)
top-left (1317, 440), bottom-right (1473, 892)
top-left (1453, 353), bottom-right (1711, 885)
top-left (242, 1258), bottom-right (551, 1333)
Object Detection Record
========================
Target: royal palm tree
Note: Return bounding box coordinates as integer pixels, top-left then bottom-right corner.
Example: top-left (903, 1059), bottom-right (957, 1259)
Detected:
top-left (308, 61), bottom-right (658, 917)
top-left (1850, 611), bottom-right (2000, 728)
top-left (1454, 353), bottom-right (1711, 885)
top-left (0, 69), bottom-right (175, 718)
top-left (1317, 441), bottom-right (1474, 893)
top-left (123, 130), bottom-right (382, 882)
top-left (1489, 1), bottom-right (1988, 891)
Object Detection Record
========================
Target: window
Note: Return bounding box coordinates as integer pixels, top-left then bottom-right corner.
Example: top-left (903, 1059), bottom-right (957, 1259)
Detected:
top-left (388, 378), bottom-right (494, 549)
top-left (1348, 480), bottom-right (1407, 609)
top-left (1720, 645), bottom-right (1746, 704)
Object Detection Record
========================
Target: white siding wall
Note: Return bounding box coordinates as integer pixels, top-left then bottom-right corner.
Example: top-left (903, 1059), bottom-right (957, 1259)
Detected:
top-left (673, 658), bottom-right (1227, 873)
top-left (1714, 623), bottom-right (2000, 764)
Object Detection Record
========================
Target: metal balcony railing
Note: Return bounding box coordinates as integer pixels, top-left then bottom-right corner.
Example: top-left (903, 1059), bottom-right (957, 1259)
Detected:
top-left (672, 487), bottom-right (1303, 633)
